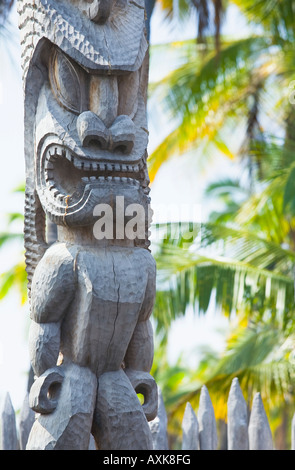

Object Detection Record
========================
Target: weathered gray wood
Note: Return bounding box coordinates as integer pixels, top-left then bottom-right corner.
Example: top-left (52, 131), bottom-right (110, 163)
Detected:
top-left (19, 393), bottom-right (35, 450)
top-left (0, 392), bottom-right (19, 450)
top-left (125, 368), bottom-right (158, 421)
top-left (92, 369), bottom-right (153, 450)
top-left (182, 402), bottom-right (199, 450)
top-left (149, 388), bottom-right (169, 450)
top-left (248, 393), bottom-right (273, 450)
top-left (88, 434), bottom-right (96, 450)
top-left (26, 363), bottom-right (97, 450)
top-left (197, 385), bottom-right (218, 450)
top-left (227, 377), bottom-right (249, 450)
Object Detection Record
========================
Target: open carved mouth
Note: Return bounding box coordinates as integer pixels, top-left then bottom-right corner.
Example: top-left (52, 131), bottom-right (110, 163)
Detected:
top-left (42, 144), bottom-right (147, 203)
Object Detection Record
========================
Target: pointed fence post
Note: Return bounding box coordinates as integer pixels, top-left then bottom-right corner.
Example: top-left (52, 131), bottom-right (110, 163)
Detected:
top-left (248, 393), bottom-right (273, 450)
top-left (19, 393), bottom-right (35, 450)
top-left (149, 388), bottom-right (169, 450)
top-left (227, 378), bottom-right (249, 450)
top-left (88, 434), bottom-right (96, 450)
top-left (0, 392), bottom-right (19, 450)
top-left (182, 402), bottom-right (199, 450)
top-left (197, 385), bottom-right (217, 450)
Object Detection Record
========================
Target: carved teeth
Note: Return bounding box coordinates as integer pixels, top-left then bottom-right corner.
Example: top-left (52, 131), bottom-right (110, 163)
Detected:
top-left (44, 147), bottom-right (147, 190)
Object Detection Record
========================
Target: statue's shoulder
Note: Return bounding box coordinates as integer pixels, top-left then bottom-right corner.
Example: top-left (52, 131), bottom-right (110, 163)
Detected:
top-left (41, 242), bottom-right (79, 263)
top-left (30, 242), bottom-right (79, 323)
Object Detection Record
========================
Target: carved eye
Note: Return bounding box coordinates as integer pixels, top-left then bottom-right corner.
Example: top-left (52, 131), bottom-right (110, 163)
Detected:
top-left (49, 49), bottom-right (84, 114)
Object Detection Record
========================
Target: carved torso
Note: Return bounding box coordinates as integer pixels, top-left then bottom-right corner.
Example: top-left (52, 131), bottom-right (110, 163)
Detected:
top-left (30, 243), bottom-right (156, 377)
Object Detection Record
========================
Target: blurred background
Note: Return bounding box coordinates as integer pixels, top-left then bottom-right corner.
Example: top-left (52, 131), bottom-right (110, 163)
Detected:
top-left (1, 0), bottom-right (295, 450)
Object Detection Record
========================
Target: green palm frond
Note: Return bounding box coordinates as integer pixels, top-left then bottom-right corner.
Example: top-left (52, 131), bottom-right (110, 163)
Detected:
top-left (235, 172), bottom-right (295, 246)
top-left (154, 36), bottom-right (270, 122)
top-left (148, 36), bottom-right (272, 181)
top-left (152, 220), bottom-right (295, 334)
top-left (0, 231), bottom-right (23, 248)
top-left (0, 258), bottom-right (27, 304)
top-left (167, 321), bottom-right (295, 420)
top-left (157, 0), bottom-right (191, 23)
top-left (231, 0), bottom-right (295, 42)
top-left (157, 0), bottom-right (225, 51)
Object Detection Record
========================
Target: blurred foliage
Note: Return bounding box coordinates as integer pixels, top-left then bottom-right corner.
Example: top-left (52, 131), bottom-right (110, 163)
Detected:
top-left (148, 0), bottom-right (295, 449)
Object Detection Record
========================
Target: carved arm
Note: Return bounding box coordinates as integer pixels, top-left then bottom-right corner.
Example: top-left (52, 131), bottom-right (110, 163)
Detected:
top-left (29, 244), bottom-right (77, 376)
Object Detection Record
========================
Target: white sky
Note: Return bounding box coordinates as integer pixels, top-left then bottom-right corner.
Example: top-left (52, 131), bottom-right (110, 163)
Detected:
top-left (0, 2), bottom-right (248, 414)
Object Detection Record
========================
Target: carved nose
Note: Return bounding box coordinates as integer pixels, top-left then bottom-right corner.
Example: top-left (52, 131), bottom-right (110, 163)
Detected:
top-left (87, 0), bottom-right (115, 24)
top-left (77, 111), bottom-right (109, 149)
top-left (110, 115), bottom-right (136, 154)
top-left (77, 112), bottom-right (136, 154)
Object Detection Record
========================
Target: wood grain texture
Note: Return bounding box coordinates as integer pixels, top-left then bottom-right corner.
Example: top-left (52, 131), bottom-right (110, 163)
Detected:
top-left (27, 363), bottom-right (97, 450)
top-left (227, 377), bottom-right (249, 450)
top-left (0, 392), bottom-right (19, 450)
top-left (248, 393), bottom-right (273, 450)
top-left (197, 385), bottom-right (218, 450)
top-left (182, 403), bottom-right (199, 450)
top-left (92, 369), bottom-right (153, 450)
top-left (149, 388), bottom-right (169, 450)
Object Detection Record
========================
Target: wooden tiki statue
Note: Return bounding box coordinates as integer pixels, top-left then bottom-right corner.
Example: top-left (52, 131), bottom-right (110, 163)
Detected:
top-left (18, 0), bottom-right (157, 450)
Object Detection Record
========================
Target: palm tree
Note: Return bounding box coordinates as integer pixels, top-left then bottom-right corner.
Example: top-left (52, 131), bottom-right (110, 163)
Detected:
top-left (148, 0), bottom-right (295, 181)
top-left (149, 0), bottom-right (295, 324)
top-left (147, 0), bottom-right (295, 448)
top-left (0, 184), bottom-right (27, 304)
top-left (152, 152), bottom-right (295, 447)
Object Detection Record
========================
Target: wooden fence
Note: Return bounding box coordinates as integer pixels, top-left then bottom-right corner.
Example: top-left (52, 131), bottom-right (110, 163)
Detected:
top-left (0, 377), bottom-right (292, 450)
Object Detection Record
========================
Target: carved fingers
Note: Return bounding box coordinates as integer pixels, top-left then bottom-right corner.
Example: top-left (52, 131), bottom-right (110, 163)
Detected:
top-left (124, 368), bottom-right (158, 422)
top-left (29, 367), bottom-right (64, 414)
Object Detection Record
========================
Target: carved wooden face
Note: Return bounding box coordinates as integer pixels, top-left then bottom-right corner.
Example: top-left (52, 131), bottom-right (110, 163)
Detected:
top-left (35, 44), bottom-right (150, 227)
